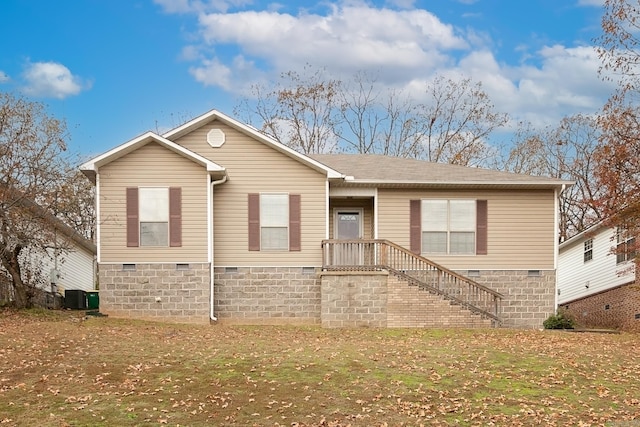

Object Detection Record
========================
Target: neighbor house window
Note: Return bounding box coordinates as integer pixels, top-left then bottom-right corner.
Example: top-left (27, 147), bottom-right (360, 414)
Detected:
top-left (248, 193), bottom-right (301, 252)
top-left (583, 238), bottom-right (593, 263)
top-left (127, 187), bottom-right (181, 247)
top-left (616, 228), bottom-right (636, 264)
top-left (421, 200), bottom-right (476, 255)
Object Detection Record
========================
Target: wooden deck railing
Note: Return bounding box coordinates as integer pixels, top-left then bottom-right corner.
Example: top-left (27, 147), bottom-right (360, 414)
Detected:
top-left (321, 239), bottom-right (503, 323)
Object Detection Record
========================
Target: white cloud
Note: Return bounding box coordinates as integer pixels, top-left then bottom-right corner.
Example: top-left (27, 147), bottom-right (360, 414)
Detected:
top-left (189, 57), bottom-right (233, 89)
top-left (194, 4), bottom-right (467, 85)
top-left (506, 45), bottom-right (613, 125)
top-left (180, 45), bottom-right (202, 61)
top-left (0, 71), bottom-right (9, 83)
top-left (164, 1), bottom-right (614, 133)
top-left (190, 55), bottom-right (263, 93)
top-left (441, 44), bottom-right (614, 131)
top-left (22, 61), bottom-right (89, 99)
top-left (392, 43), bottom-right (613, 131)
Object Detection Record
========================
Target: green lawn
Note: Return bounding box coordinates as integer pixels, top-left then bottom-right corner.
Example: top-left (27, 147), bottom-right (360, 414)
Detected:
top-left (1, 309), bottom-right (639, 426)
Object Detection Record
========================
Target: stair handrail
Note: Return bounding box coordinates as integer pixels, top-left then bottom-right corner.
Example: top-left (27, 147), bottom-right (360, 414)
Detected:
top-left (321, 239), bottom-right (503, 322)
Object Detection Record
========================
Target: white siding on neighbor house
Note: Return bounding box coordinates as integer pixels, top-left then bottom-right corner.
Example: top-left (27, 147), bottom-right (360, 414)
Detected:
top-left (42, 239), bottom-right (96, 292)
top-left (54, 244), bottom-right (96, 292)
top-left (23, 238), bottom-right (96, 293)
top-left (557, 226), bottom-right (635, 305)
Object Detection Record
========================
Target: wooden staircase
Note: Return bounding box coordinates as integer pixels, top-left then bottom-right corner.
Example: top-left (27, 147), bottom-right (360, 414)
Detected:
top-left (321, 239), bottom-right (503, 325)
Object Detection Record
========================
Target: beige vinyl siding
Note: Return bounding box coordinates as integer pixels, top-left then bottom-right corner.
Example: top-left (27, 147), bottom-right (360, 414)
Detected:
top-left (174, 122), bottom-right (327, 266)
top-left (378, 188), bottom-right (556, 270)
top-left (99, 142), bottom-right (209, 263)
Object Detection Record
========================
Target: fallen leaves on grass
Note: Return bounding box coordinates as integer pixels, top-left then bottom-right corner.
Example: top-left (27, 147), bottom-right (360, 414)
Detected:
top-left (0, 310), bottom-right (639, 426)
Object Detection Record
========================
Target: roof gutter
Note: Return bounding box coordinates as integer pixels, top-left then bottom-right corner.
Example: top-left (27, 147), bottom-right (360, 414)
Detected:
top-left (329, 179), bottom-right (574, 190)
top-left (209, 174), bottom-right (228, 322)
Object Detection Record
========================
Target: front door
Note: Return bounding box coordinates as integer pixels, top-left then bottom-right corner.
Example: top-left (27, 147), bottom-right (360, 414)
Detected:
top-left (334, 209), bottom-right (363, 265)
top-left (336, 210), bottom-right (362, 240)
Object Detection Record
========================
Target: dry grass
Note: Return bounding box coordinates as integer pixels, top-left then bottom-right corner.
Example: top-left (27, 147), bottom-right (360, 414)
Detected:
top-left (1, 308), bottom-right (639, 426)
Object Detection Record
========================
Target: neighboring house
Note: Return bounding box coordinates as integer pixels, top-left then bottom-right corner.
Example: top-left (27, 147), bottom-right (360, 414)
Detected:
top-left (80, 109), bottom-right (570, 328)
top-left (557, 223), bottom-right (639, 331)
top-left (38, 219), bottom-right (97, 295)
top-left (0, 194), bottom-right (97, 304)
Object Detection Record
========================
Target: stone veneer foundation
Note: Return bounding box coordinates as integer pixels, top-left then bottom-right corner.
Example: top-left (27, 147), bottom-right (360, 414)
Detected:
top-left (99, 264), bottom-right (555, 328)
top-left (98, 263), bottom-right (211, 324)
top-left (320, 271), bottom-right (389, 328)
top-left (213, 267), bottom-right (322, 325)
top-left (319, 269), bottom-right (555, 328)
top-left (320, 271), bottom-right (493, 328)
top-left (469, 270), bottom-right (556, 328)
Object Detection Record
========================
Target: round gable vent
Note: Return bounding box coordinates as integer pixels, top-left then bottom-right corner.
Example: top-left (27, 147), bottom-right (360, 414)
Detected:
top-left (207, 128), bottom-right (226, 148)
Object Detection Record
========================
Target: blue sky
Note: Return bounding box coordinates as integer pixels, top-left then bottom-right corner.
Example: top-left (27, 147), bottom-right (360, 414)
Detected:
top-left (0, 0), bottom-right (609, 160)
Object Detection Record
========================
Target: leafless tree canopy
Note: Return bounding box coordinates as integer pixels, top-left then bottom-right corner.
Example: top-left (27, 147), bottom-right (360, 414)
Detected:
top-left (235, 67), bottom-right (508, 166)
top-left (497, 115), bottom-right (603, 241)
top-left (235, 66), bottom-right (609, 240)
top-left (0, 92), bottom-right (94, 308)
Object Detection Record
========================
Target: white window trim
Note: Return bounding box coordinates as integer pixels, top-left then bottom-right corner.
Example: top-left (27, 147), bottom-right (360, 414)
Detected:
top-left (421, 199), bottom-right (476, 255)
top-left (583, 238), bottom-right (593, 263)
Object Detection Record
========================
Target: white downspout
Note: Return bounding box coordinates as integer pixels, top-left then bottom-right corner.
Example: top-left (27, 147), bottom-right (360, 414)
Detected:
top-left (325, 180), bottom-right (330, 239)
top-left (554, 184), bottom-right (566, 310)
top-left (210, 174), bottom-right (228, 322)
top-left (95, 173), bottom-right (101, 264)
top-left (373, 187), bottom-right (379, 239)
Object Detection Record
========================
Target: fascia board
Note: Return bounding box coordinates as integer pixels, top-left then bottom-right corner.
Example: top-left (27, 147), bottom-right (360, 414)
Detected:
top-left (332, 179), bottom-right (575, 188)
top-left (80, 131), bottom-right (225, 174)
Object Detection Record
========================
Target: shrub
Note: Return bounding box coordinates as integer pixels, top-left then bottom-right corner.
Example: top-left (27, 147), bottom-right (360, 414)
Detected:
top-left (543, 310), bottom-right (576, 329)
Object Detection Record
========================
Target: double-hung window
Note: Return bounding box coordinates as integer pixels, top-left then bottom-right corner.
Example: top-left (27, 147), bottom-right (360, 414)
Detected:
top-left (260, 194), bottom-right (289, 250)
top-left (421, 200), bottom-right (476, 255)
top-left (126, 187), bottom-right (181, 247)
top-left (139, 188), bottom-right (169, 246)
top-left (583, 239), bottom-right (593, 263)
top-left (616, 228), bottom-right (636, 264)
top-left (248, 193), bottom-right (301, 252)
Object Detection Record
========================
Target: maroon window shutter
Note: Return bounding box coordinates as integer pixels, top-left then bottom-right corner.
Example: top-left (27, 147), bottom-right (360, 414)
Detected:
top-left (248, 193), bottom-right (260, 251)
top-left (169, 187), bottom-right (182, 247)
top-left (126, 187), bottom-right (139, 247)
top-left (289, 194), bottom-right (301, 251)
top-left (410, 200), bottom-right (421, 254)
top-left (476, 200), bottom-right (488, 255)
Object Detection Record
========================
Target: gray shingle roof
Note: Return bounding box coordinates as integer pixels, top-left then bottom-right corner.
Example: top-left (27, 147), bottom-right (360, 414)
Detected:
top-left (309, 154), bottom-right (572, 188)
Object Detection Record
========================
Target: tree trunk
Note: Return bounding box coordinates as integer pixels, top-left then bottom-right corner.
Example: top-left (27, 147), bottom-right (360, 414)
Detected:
top-left (0, 245), bottom-right (33, 308)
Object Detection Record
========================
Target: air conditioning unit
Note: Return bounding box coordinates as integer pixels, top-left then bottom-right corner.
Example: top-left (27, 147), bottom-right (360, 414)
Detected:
top-left (64, 290), bottom-right (87, 310)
